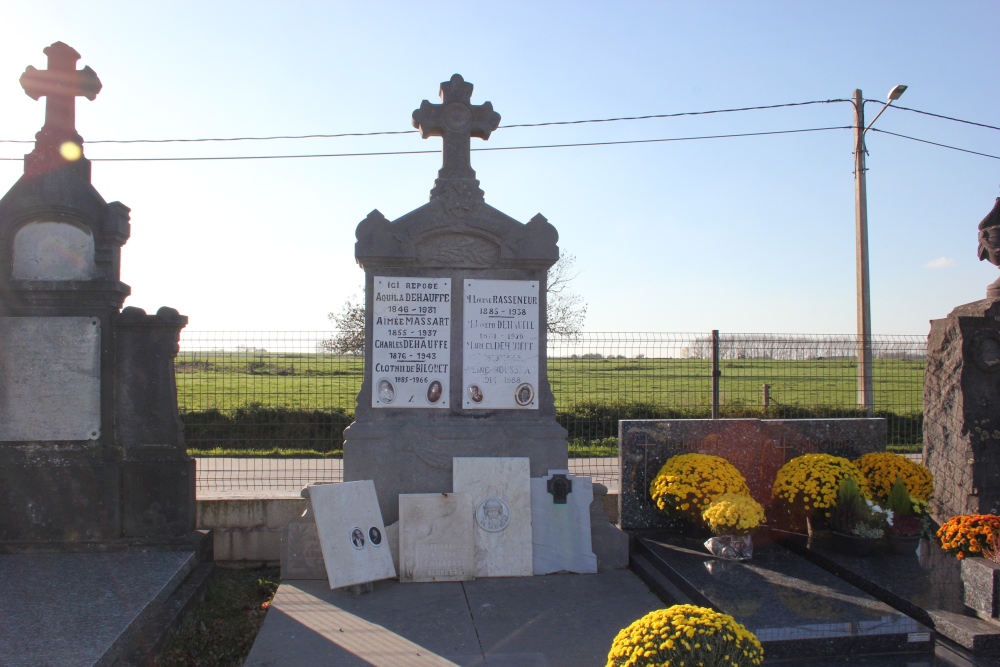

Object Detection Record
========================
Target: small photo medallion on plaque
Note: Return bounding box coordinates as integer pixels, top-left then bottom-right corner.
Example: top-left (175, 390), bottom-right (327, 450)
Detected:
top-left (426, 380), bottom-right (443, 404)
top-left (368, 526), bottom-right (383, 547)
top-left (350, 527), bottom-right (365, 550)
top-left (514, 382), bottom-right (534, 406)
top-left (476, 497), bottom-right (511, 532)
top-left (468, 384), bottom-right (483, 403)
top-left (376, 378), bottom-right (396, 404)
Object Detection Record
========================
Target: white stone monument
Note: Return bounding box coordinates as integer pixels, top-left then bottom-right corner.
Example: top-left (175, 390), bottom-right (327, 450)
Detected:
top-left (398, 493), bottom-right (475, 582)
top-left (531, 470), bottom-right (597, 574)
top-left (452, 457), bottom-right (532, 577)
top-left (309, 481), bottom-right (396, 589)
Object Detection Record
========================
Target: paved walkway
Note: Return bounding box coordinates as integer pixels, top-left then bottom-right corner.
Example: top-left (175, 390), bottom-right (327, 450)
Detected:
top-left (244, 571), bottom-right (661, 667)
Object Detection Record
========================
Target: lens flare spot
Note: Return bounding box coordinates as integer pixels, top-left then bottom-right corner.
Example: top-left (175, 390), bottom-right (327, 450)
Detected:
top-left (59, 142), bottom-right (82, 161)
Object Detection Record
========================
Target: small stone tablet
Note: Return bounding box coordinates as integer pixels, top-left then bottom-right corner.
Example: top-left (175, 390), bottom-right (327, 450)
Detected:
top-left (398, 493), bottom-right (474, 582)
top-left (453, 457), bottom-right (532, 577)
top-left (531, 470), bottom-right (597, 574)
top-left (309, 481), bottom-right (396, 589)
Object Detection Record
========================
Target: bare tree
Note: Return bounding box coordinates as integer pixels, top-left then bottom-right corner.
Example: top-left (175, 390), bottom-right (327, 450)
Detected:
top-left (546, 252), bottom-right (588, 337)
top-left (321, 289), bottom-right (365, 355)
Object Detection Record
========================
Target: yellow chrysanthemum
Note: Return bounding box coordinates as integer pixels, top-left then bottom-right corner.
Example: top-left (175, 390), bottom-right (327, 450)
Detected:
top-left (607, 605), bottom-right (764, 667)
top-left (650, 454), bottom-right (751, 520)
top-left (855, 452), bottom-right (934, 503)
top-left (771, 453), bottom-right (866, 516)
top-left (702, 493), bottom-right (766, 535)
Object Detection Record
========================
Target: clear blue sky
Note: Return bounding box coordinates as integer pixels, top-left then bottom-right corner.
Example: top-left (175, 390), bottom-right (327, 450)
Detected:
top-left (2, 1), bottom-right (998, 334)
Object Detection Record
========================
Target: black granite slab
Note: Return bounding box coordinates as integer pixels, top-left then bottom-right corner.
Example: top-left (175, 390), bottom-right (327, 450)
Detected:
top-left (775, 531), bottom-right (1000, 655)
top-left (633, 533), bottom-right (934, 660)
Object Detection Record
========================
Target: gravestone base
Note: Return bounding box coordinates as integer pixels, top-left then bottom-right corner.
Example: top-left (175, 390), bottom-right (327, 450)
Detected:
top-left (924, 297), bottom-right (1000, 521)
top-left (0, 459), bottom-right (121, 542)
top-left (122, 458), bottom-right (196, 538)
top-left (344, 421), bottom-right (567, 526)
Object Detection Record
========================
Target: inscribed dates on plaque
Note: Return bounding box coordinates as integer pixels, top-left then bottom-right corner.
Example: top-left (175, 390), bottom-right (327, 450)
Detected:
top-left (463, 279), bottom-right (539, 410)
top-left (371, 276), bottom-right (451, 409)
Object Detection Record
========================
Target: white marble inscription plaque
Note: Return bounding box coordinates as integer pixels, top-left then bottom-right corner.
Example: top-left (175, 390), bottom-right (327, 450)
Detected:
top-left (398, 493), bottom-right (474, 582)
top-left (463, 279), bottom-right (539, 410)
top-left (0, 317), bottom-right (101, 441)
top-left (453, 457), bottom-right (533, 577)
top-left (371, 276), bottom-right (451, 409)
top-left (531, 470), bottom-right (597, 575)
top-left (12, 221), bottom-right (97, 280)
top-left (309, 481), bottom-right (396, 589)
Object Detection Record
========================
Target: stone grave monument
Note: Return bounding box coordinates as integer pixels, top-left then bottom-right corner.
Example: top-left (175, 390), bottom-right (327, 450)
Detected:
top-left (924, 194), bottom-right (1000, 520)
top-left (0, 41), bottom-right (196, 545)
top-left (344, 74), bottom-right (567, 526)
top-left (0, 42), bottom-right (207, 666)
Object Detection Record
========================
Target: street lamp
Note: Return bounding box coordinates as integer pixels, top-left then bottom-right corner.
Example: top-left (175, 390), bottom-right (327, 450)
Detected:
top-left (853, 85), bottom-right (906, 417)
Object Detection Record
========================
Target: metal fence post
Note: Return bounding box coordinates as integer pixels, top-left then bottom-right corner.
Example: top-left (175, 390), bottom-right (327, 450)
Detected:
top-left (712, 329), bottom-right (720, 419)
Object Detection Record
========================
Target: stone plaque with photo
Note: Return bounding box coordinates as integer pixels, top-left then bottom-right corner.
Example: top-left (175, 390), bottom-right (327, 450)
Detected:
top-left (370, 276), bottom-right (451, 409)
top-left (462, 279), bottom-right (539, 410)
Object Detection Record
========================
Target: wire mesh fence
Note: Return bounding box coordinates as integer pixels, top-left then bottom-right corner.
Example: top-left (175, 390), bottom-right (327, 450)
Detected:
top-left (180, 331), bottom-right (927, 492)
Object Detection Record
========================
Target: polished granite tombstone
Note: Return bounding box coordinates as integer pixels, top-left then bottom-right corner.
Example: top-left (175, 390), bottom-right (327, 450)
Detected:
top-left (619, 418), bottom-right (886, 530)
top-left (631, 532), bottom-right (934, 660)
top-left (0, 551), bottom-right (209, 667)
top-left (777, 531), bottom-right (1000, 655)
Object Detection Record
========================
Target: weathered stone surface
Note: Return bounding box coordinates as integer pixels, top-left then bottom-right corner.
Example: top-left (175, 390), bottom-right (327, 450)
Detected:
top-left (310, 481), bottom-right (396, 588)
top-left (0, 316), bottom-right (101, 442)
top-left (924, 297), bottom-right (1000, 520)
top-left (453, 457), bottom-right (532, 577)
top-left (530, 470), bottom-right (596, 574)
top-left (343, 76), bottom-right (566, 526)
top-left (962, 557), bottom-right (1000, 620)
top-left (398, 493), bottom-right (474, 582)
top-left (0, 43), bottom-right (193, 545)
top-left (619, 418), bottom-right (886, 530)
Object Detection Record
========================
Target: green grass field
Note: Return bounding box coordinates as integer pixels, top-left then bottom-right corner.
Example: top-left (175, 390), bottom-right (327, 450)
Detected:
top-left (176, 352), bottom-right (924, 413)
top-left (176, 352), bottom-right (925, 453)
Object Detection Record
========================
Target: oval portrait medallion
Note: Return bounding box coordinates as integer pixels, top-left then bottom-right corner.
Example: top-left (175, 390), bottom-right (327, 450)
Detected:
top-left (468, 384), bottom-right (484, 403)
top-left (377, 378), bottom-right (396, 404)
top-left (350, 527), bottom-right (365, 550)
top-left (514, 382), bottom-right (534, 406)
top-left (368, 526), bottom-right (383, 547)
top-left (426, 380), bottom-right (443, 403)
top-left (476, 497), bottom-right (510, 532)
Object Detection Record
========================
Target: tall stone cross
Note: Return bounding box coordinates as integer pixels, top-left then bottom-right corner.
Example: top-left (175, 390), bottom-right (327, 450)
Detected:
top-left (20, 42), bottom-right (102, 154)
top-left (412, 74), bottom-right (500, 183)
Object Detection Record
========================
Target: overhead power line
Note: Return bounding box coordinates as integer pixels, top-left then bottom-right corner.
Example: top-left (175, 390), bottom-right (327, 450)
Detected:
top-left (0, 126), bottom-right (851, 162)
top-left (0, 99), bottom-right (849, 145)
top-left (866, 100), bottom-right (1000, 133)
top-left (868, 127), bottom-right (1000, 160)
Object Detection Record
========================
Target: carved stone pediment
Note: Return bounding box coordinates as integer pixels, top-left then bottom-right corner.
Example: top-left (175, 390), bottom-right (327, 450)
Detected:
top-left (415, 232), bottom-right (500, 267)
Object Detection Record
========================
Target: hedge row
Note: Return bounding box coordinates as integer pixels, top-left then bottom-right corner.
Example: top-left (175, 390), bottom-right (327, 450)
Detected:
top-left (181, 400), bottom-right (923, 452)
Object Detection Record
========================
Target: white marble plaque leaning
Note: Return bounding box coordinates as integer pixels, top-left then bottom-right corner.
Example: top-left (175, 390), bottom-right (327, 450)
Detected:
top-left (453, 457), bottom-right (533, 577)
top-left (371, 276), bottom-right (451, 409)
top-left (462, 279), bottom-right (539, 410)
top-left (531, 470), bottom-right (597, 575)
top-left (398, 493), bottom-right (475, 582)
top-left (309, 481), bottom-right (396, 589)
top-left (0, 317), bottom-right (101, 441)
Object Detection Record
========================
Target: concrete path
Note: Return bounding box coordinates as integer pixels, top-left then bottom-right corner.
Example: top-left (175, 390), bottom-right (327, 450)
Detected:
top-left (243, 571), bottom-right (661, 667)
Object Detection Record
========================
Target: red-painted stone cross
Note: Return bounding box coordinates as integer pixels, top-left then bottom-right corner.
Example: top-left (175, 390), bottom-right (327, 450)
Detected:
top-left (412, 74), bottom-right (500, 181)
top-left (20, 42), bottom-right (102, 151)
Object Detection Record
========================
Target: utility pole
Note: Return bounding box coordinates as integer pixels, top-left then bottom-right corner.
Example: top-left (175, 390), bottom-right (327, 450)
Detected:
top-left (852, 84), bottom-right (906, 418)
top-left (853, 89), bottom-right (874, 417)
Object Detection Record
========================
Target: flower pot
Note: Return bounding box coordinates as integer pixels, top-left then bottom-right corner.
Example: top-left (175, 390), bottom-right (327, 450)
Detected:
top-left (807, 515), bottom-right (832, 540)
top-left (832, 531), bottom-right (876, 556)
top-left (887, 533), bottom-right (922, 556)
top-left (703, 534), bottom-right (753, 561)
